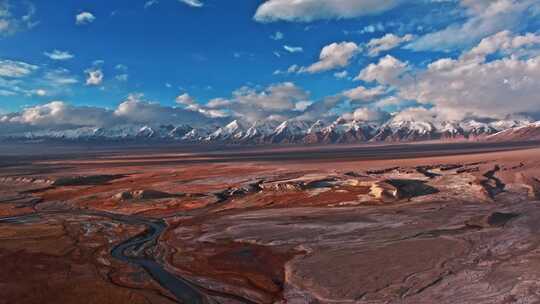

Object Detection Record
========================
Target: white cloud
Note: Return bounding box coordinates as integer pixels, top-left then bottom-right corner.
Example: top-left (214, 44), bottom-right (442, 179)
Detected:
top-left (44, 68), bottom-right (78, 86)
top-left (295, 100), bottom-right (313, 111)
top-left (355, 55), bottom-right (409, 84)
top-left (34, 89), bottom-right (47, 96)
top-left (270, 31), bottom-right (284, 40)
top-left (233, 82), bottom-right (309, 112)
top-left (5, 101), bottom-right (114, 127)
top-left (342, 85), bottom-right (387, 102)
top-left (366, 33), bottom-right (414, 57)
top-left (44, 50), bottom-right (74, 61)
top-left (343, 107), bottom-right (390, 122)
top-left (76, 12), bottom-right (95, 25)
top-left (369, 32), bottom-right (540, 120)
top-left (85, 69), bottom-right (104, 86)
top-left (0, 1), bottom-right (37, 36)
top-left (0, 94), bottom-right (219, 134)
top-left (176, 93), bottom-right (197, 107)
top-left (407, 0), bottom-right (538, 51)
top-left (0, 59), bottom-right (38, 78)
top-left (275, 64), bottom-right (302, 75)
top-left (145, 0), bottom-right (159, 9)
top-left (178, 0), bottom-right (203, 8)
top-left (334, 70), bottom-right (349, 79)
top-left (206, 98), bottom-right (230, 109)
top-left (301, 41), bottom-right (359, 73)
top-left (360, 23), bottom-right (385, 34)
top-left (375, 96), bottom-right (402, 107)
top-left (175, 94), bottom-right (229, 118)
top-left (283, 45), bottom-right (303, 53)
top-left (391, 107), bottom-right (439, 123)
top-left (195, 82), bottom-right (312, 123)
top-left (254, 0), bottom-right (403, 22)
top-left (467, 30), bottom-right (540, 58)
top-left (116, 94), bottom-right (221, 124)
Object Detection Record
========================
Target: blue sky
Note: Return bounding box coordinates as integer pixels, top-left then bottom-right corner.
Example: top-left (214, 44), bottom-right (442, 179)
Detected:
top-left (1, 0), bottom-right (540, 129)
top-left (0, 0), bottom-right (458, 110)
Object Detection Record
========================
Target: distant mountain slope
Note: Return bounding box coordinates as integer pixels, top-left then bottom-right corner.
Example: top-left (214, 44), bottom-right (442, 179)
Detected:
top-left (2, 117), bottom-right (537, 145)
top-left (488, 122), bottom-right (540, 142)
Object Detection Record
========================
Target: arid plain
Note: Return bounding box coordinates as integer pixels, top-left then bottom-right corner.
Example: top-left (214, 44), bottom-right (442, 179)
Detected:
top-left (2, 142), bottom-right (540, 304)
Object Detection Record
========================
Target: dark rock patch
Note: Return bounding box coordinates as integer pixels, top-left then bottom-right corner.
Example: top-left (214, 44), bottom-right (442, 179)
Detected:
top-left (53, 174), bottom-right (126, 186)
top-left (466, 212), bottom-right (519, 229)
top-left (416, 166), bottom-right (441, 179)
top-left (456, 167), bottom-right (480, 174)
top-left (480, 166), bottom-right (506, 199)
top-left (385, 179), bottom-right (439, 199)
top-left (114, 189), bottom-right (182, 201)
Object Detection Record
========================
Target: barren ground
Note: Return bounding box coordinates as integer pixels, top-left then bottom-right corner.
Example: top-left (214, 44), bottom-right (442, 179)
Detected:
top-left (1, 142), bottom-right (540, 304)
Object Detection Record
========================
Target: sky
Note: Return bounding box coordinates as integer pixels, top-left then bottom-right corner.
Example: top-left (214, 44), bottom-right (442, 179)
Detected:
top-left (1, 0), bottom-right (540, 132)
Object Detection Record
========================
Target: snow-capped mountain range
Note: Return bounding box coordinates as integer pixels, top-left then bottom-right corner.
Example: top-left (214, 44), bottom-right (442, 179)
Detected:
top-left (3, 116), bottom-right (540, 144)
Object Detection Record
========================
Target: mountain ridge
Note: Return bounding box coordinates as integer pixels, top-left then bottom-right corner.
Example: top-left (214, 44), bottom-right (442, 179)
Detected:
top-left (3, 117), bottom-right (539, 144)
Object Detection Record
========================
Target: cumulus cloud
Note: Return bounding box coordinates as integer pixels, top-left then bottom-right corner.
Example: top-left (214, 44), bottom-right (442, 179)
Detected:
top-left (178, 0), bottom-right (203, 8)
top-left (3, 101), bottom-right (114, 128)
top-left (194, 82), bottom-right (312, 123)
top-left (44, 50), bottom-right (74, 61)
top-left (206, 98), bottom-right (231, 109)
top-left (355, 55), bottom-right (409, 85)
top-left (367, 31), bottom-right (540, 120)
top-left (115, 94), bottom-right (204, 124)
top-left (366, 33), bottom-right (414, 57)
top-left (175, 93), bottom-right (197, 107)
top-left (407, 0), bottom-right (539, 51)
top-left (467, 30), bottom-right (540, 58)
top-left (76, 12), bottom-right (95, 25)
top-left (342, 85), bottom-right (387, 102)
top-left (301, 41), bottom-right (359, 73)
top-left (254, 0), bottom-right (403, 22)
top-left (296, 95), bottom-right (344, 121)
top-left (0, 93), bottom-right (223, 135)
top-left (85, 69), bottom-right (103, 86)
top-left (283, 45), bottom-right (303, 53)
top-left (175, 93), bottom-right (229, 118)
top-left (391, 107), bottom-right (439, 123)
top-left (341, 107), bottom-right (391, 122)
top-left (0, 59), bottom-right (38, 78)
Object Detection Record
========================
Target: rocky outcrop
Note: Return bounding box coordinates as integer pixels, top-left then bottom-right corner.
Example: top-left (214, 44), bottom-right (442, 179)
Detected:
top-left (370, 179), bottom-right (439, 201)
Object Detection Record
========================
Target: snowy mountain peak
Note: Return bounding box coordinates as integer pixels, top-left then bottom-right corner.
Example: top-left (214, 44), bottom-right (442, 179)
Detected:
top-left (3, 118), bottom-right (540, 144)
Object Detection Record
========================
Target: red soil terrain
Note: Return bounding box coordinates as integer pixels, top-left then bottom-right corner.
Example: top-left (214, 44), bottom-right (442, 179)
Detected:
top-left (1, 141), bottom-right (540, 303)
